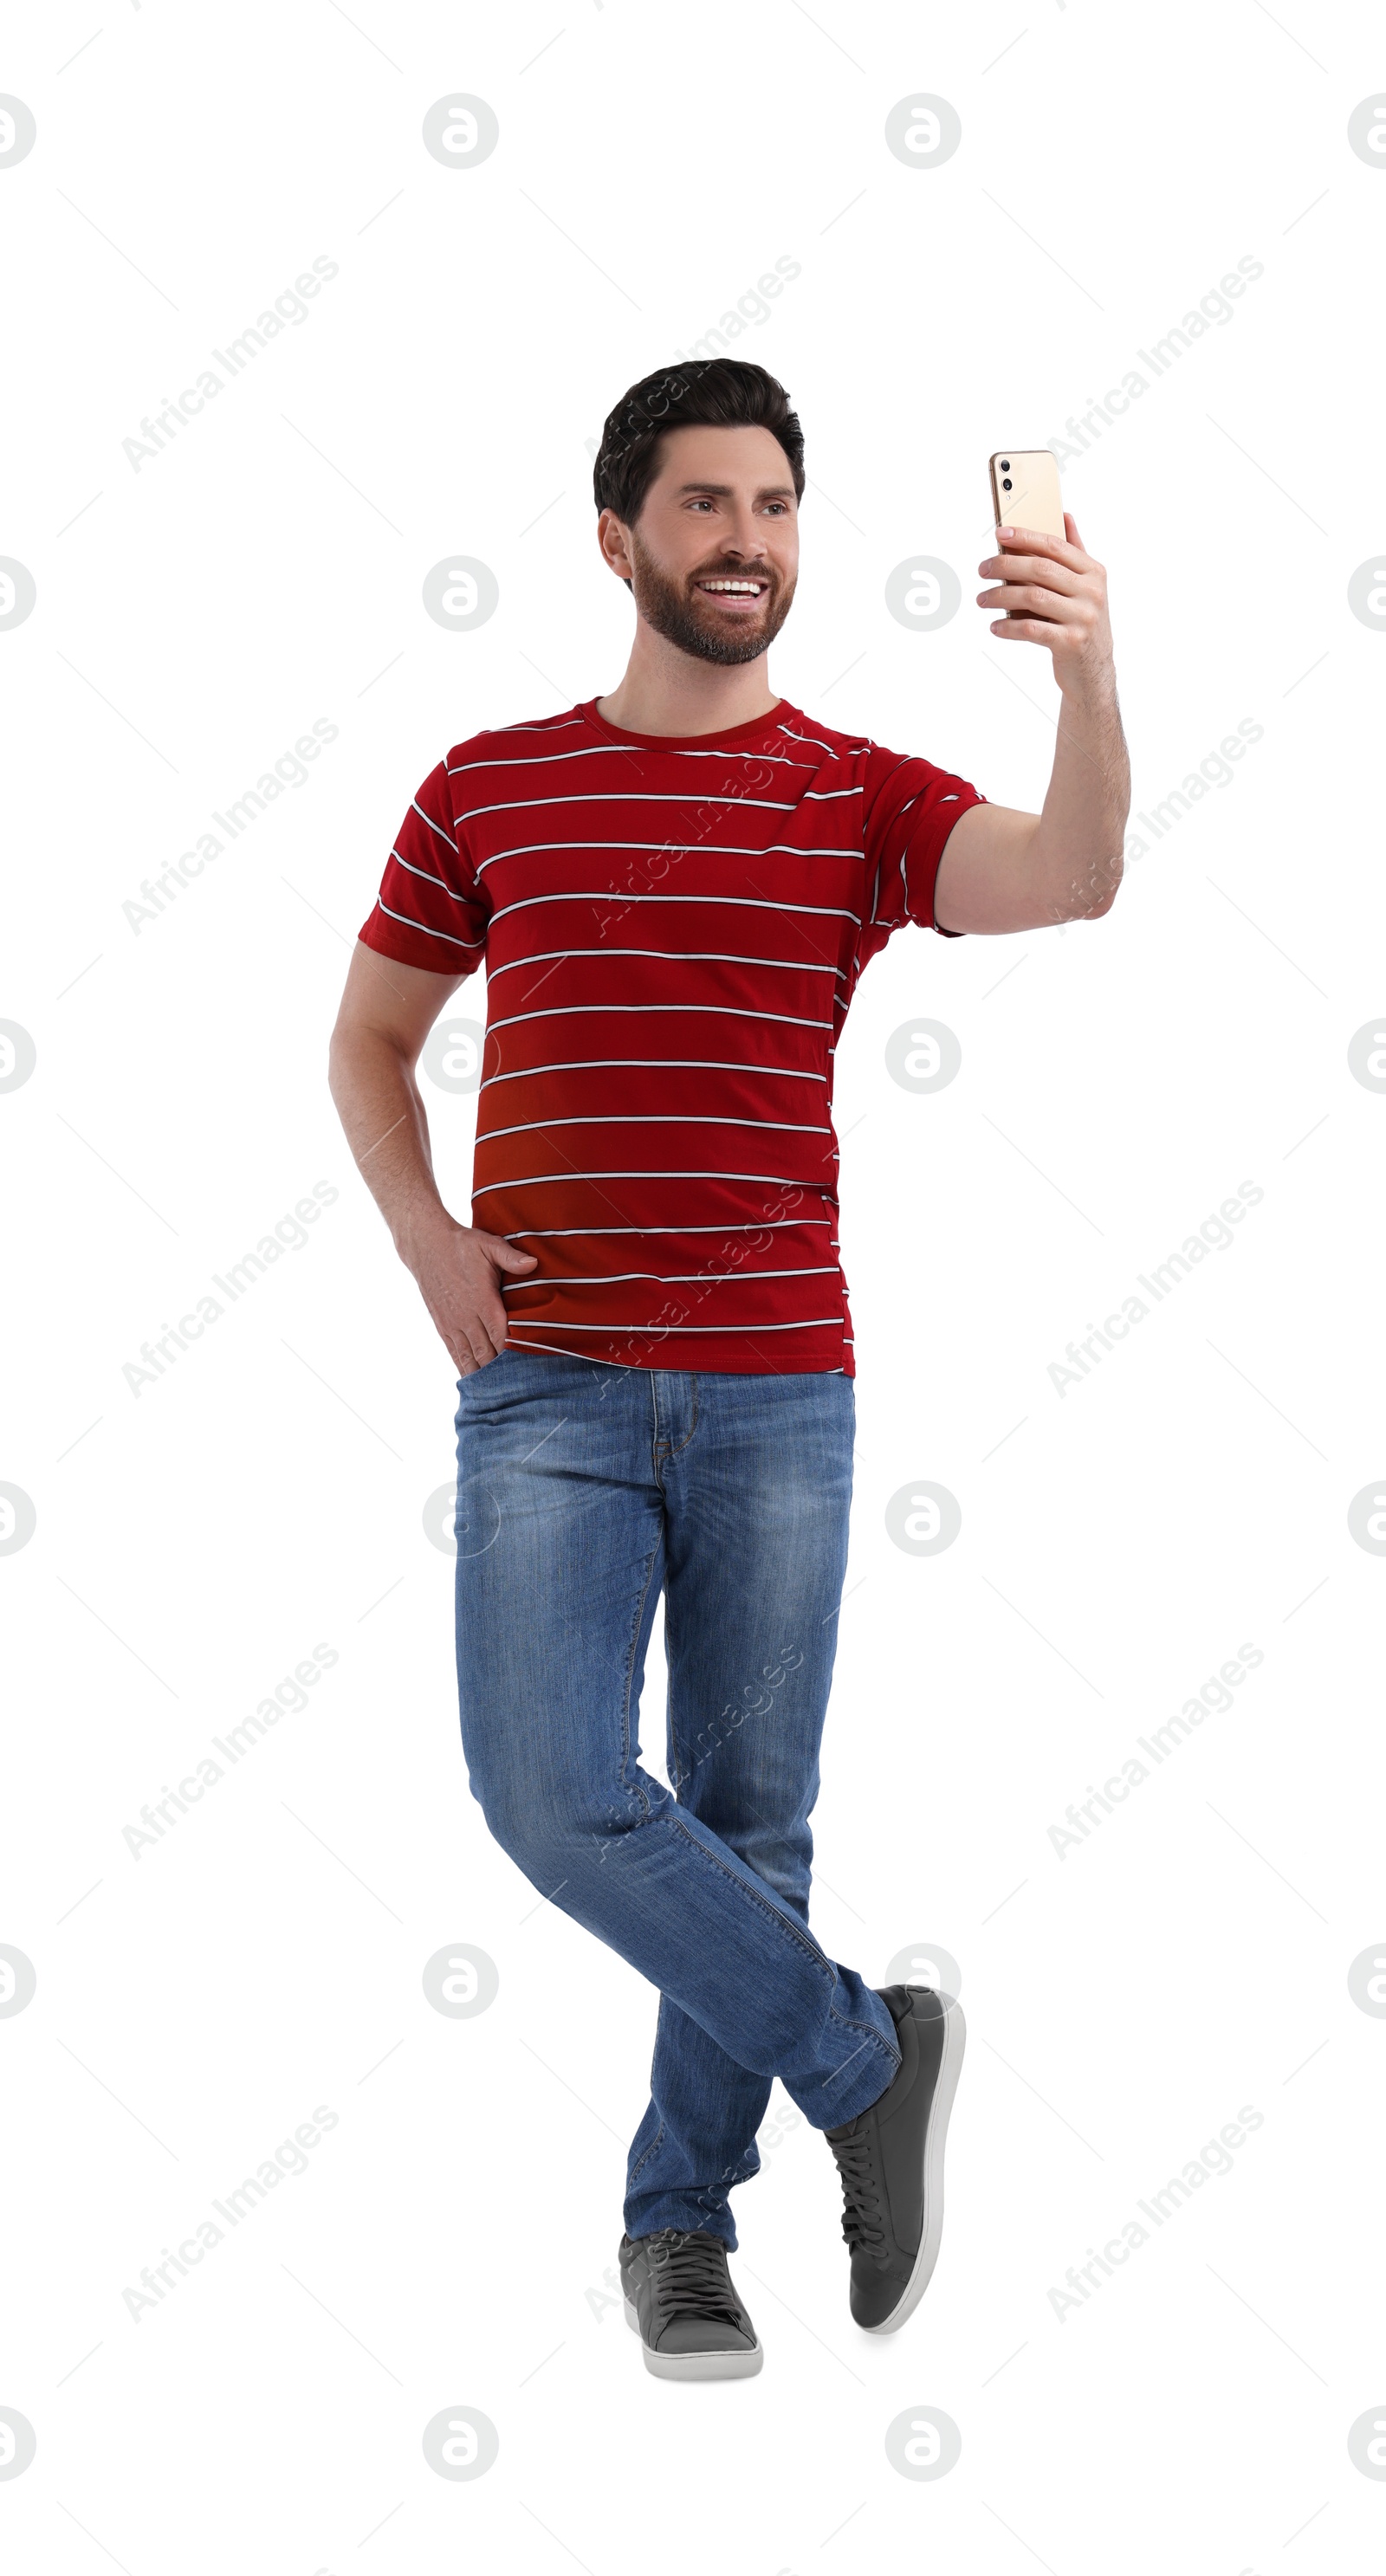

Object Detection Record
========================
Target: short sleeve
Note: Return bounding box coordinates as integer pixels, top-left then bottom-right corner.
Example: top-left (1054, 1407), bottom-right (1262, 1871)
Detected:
top-left (357, 755), bottom-right (488, 976)
top-left (859, 743), bottom-right (986, 949)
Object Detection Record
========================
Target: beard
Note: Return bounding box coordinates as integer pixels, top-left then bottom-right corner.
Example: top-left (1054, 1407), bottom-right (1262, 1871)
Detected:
top-left (626, 527), bottom-right (796, 667)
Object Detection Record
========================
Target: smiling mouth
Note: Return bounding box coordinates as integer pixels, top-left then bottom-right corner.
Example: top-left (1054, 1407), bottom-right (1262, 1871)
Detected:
top-left (694, 576), bottom-right (768, 608)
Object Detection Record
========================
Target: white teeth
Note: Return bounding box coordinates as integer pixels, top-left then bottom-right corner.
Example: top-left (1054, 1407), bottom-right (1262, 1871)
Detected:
top-left (700, 580), bottom-right (763, 594)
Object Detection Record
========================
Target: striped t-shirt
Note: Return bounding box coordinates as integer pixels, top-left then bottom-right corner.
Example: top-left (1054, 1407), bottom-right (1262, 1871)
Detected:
top-left (359, 696), bottom-right (984, 1376)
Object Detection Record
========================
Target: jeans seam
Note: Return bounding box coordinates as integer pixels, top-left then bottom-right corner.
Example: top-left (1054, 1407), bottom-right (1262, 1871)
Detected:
top-left (627, 2118), bottom-right (666, 2187)
top-left (826, 2002), bottom-right (903, 2065)
top-left (660, 1807), bottom-right (837, 1981)
top-left (620, 1537), bottom-right (663, 1815)
top-left (818, 2050), bottom-right (898, 2124)
top-left (666, 1371), bottom-right (698, 1455)
top-left (827, 2011), bottom-right (898, 2055)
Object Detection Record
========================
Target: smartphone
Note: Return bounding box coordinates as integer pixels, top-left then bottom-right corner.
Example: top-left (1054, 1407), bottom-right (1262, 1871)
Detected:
top-left (988, 450), bottom-right (1065, 539)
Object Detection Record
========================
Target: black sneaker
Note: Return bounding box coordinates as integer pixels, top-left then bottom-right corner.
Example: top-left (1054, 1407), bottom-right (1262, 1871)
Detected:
top-left (619, 2228), bottom-right (763, 2380)
top-left (825, 1984), bottom-right (966, 2333)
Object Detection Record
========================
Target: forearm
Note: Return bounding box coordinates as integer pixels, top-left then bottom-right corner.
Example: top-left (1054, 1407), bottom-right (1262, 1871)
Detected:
top-left (1027, 672), bottom-right (1130, 922)
top-left (327, 1027), bottom-right (455, 1264)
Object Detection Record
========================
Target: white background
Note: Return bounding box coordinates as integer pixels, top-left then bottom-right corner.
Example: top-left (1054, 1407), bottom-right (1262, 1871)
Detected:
top-left (3, 2), bottom-right (1385, 2569)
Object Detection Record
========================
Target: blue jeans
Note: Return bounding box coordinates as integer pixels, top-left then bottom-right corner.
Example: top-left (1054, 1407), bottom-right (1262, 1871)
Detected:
top-left (452, 1351), bottom-right (901, 2246)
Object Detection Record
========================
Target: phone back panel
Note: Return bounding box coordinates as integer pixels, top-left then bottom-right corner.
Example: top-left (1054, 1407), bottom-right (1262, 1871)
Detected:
top-left (988, 450), bottom-right (1065, 539)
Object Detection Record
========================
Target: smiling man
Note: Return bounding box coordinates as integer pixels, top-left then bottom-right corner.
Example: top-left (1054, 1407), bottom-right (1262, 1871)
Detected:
top-left (328, 359), bottom-right (1130, 2380)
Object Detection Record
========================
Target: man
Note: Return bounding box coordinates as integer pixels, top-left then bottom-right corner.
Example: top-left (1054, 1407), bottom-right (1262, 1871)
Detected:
top-left (328, 359), bottom-right (1128, 2380)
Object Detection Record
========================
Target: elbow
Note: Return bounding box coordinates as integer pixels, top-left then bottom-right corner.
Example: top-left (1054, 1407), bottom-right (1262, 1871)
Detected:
top-left (327, 1018), bottom-right (369, 1111)
top-left (1072, 850), bottom-right (1124, 921)
top-left (326, 1026), bottom-right (347, 1104)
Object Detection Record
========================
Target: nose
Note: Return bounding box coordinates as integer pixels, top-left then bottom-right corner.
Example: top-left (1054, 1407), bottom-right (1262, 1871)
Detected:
top-left (720, 502), bottom-right (771, 558)
top-left (715, 536), bottom-right (769, 572)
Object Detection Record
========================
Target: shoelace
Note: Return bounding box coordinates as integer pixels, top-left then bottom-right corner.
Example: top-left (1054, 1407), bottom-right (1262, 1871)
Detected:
top-left (827, 2126), bottom-right (888, 2257)
top-left (646, 2232), bottom-right (746, 2329)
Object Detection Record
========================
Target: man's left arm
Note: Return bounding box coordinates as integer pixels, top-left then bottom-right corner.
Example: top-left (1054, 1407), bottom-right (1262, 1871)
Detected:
top-left (933, 515), bottom-right (1131, 935)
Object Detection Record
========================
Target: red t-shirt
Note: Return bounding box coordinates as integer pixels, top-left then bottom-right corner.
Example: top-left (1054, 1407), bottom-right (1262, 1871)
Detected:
top-left (359, 696), bottom-right (983, 1375)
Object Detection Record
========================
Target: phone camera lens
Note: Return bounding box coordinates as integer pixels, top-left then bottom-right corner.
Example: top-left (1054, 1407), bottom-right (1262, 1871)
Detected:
top-left (999, 460), bottom-right (1010, 471)
top-left (1001, 476), bottom-right (1013, 490)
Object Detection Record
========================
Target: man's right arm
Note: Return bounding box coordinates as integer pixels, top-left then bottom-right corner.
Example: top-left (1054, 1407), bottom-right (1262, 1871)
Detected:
top-left (327, 942), bottom-right (537, 1374)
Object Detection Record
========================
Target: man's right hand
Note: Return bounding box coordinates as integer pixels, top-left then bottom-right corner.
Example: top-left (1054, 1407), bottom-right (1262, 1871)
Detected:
top-left (327, 945), bottom-right (541, 1376)
top-left (403, 1215), bottom-right (539, 1375)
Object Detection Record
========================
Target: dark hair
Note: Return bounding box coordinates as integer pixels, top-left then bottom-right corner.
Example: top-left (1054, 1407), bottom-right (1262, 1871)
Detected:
top-left (593, 359), bottom-right (805, 525)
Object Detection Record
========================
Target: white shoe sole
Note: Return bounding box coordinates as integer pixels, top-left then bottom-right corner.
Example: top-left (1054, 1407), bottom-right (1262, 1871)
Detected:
top-left (624, 2294), bottom-right (764, 2379)
top-left (861, 1995), bottom-right (967, 2335)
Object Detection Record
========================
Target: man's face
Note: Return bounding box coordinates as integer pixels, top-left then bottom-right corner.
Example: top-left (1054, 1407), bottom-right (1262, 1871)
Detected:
top-left (599, 423), bottom-right (800, 667)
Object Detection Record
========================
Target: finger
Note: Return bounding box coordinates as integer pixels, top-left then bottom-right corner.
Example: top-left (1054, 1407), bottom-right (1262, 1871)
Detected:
top-left (442, 1296), bottom-right (502, 1371)
top-left (994, 522), bottom-right (1090, 571)
top-left (466, 1318), bottom-right (504, 1381)
top-left (988, 616), bottom-right (1071, 643)
top-left (480, 1228), bottom-right (539, 1272)
top-left (977, 583), bottom-right (1078, 621)
top-left (977, 557), bottom-right (1083, 596)
top-left (438, 1311), bottom-right (490, 1375)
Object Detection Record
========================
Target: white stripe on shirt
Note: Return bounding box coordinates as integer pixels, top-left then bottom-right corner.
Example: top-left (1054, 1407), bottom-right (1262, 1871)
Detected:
top-left (502, 1219), bottom-right (832, 1237)
top-left (484, 947), bottom-right (843, 982)
top-left (484, 1002), bottom-right (833, 1033)
top-left (374, 898), bottom-right (483, 951)
top-left (472, 840), bottom-right (861, 878)
top-left (502, 1264), bottom-right (839, 1289)
top-left (480, 1056), bottom-right (826, 1086)
top-left (447, 744), bottom-right (822, 776)
top-left (462, 791), bottom-right (800, 821)
top-left (472, 1167), bottom-right (829, 1194)
top-left (486, 890), bottom-right (860, 929)
top-left (478, 1114), bottom-right (832, 1142)
top-left (504, 1315), bottom-right (847, 1332)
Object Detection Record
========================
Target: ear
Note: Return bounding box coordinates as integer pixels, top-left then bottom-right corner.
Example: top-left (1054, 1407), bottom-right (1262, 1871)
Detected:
top-left (596, 505), bottom-right (634, 583)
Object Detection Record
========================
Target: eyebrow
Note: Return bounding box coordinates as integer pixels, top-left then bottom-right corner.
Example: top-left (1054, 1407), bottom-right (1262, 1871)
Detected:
top-left (670, 481), bottom-right (797, 502)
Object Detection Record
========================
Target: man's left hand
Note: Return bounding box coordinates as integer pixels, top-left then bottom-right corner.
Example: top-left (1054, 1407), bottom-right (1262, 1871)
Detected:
top-left (976, 515), bottom-right (1113, 695)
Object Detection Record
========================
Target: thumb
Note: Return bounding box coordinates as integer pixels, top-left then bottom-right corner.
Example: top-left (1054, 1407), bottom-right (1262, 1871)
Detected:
top-left (495, 1241), bottom-right (539, 1269)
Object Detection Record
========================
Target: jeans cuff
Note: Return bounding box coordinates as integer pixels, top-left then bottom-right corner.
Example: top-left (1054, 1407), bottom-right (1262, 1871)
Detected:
top-left (802, 2023), bottom-right (901, 2132)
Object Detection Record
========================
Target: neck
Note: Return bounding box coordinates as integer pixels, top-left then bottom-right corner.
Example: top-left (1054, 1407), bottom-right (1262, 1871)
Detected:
top-left (596, 625), bottom-right (780, 737)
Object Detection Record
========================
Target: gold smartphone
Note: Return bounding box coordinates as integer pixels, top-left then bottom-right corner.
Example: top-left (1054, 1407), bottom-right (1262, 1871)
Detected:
top-left (988, 450), bottom-right (1065, 537)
